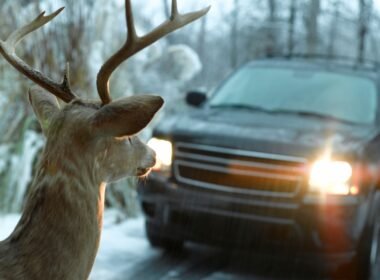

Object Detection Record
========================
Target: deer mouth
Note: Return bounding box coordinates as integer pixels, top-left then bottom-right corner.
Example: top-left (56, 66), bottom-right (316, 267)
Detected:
top-left (137, 167), bottom-right (152, 177)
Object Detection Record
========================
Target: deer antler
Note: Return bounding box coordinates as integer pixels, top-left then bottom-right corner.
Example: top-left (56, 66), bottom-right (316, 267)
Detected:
top-left (0, 8), bottom-right (77, 103)
top-left (96, 0), bottom-right (211, 105)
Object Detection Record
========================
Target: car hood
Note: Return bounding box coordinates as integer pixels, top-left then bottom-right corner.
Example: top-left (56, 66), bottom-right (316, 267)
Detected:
top-left (155, 108), bottom-right (378, 159)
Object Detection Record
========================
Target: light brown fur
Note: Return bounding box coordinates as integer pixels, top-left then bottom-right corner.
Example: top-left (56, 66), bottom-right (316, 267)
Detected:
top-left (0, 89), bottom-right (163, 279)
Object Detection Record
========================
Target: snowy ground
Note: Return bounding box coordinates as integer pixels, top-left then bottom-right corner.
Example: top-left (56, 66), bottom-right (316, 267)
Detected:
top-left (89, 211), bottom-right (161, 280)
top-left (0, 210), bottom-right (159, 280)
top-left (0, 211), bottom-right (337, 279)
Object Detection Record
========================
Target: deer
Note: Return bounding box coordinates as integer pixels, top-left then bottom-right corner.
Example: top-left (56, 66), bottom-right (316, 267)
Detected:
top-left (0, 1), bottom-right (209, 279)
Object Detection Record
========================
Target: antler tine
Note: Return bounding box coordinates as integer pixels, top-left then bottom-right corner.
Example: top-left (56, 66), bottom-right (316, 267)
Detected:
top-left (171, 0), bottom-right (179, 19)
top-left (0, 8), bottom-right (77, 103)
top-left (125, 0), bottom-right (138, 44)
top-left (96, 0), bottom-right (211, 106)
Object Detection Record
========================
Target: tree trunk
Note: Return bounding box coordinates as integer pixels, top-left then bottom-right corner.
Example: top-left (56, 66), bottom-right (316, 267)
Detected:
top-left (162, 0), bottom-right (170, 18)
top-left (304, 0), bottom-right (320, 55)
top-left (287, 0), bottom-right (297, 55)
top-left (266, 0), bottom-right (277, 56)
top-left (357, 0), bottom-right (373, 63)
top-left (230, 0), bottom-right (239, 68)
top-left (327, 0), bottom-right (341, 58)
top-left (197, 15), bottom-right (207, 64)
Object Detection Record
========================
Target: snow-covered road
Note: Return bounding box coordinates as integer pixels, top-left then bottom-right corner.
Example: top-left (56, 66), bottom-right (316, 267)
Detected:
top-left (89, 213), bottom-right (161, 280)
top-left (0, 212), bottom-right (340, 279)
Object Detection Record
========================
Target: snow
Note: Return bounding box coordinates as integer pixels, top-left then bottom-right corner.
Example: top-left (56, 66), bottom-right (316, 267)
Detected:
top-left (162, 45), bottom-right (202, 82)
top-left (0, 210), bottom-right (157, 280)
top-left (0, 214), bottom-right (20, 241)
top-left (90, 216), bottom-right (159, 280)
top-left (2, 131), bottom-right (44, 212)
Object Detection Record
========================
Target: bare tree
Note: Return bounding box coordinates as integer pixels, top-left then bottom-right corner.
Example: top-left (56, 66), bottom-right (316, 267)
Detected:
top-left (327, 0), bottom-right (341, 58)
top-left (304, 0), bottom-right (320, 55)
top-left (162, 0), bottom-right (170, 18)
top-left (266, 0), bottom-right (277, 56)
top-left (197, 14), bottom-right (207, 64)
top-left (357, 0), bottom-right (373, 62)
top-left (230, 0), bottom-right (240, 67)
top-left (287, 0), bottom-right (297, 55)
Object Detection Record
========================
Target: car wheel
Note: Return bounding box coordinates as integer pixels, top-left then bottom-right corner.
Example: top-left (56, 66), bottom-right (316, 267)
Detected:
top-left (359, 220), bottom-right (380, 280)
top-left (145, 222), bottom-right (184, 251)
top-left (357, 193), bottom-right (380, 280)
top-left (369, 221), bottom-right (380, 279)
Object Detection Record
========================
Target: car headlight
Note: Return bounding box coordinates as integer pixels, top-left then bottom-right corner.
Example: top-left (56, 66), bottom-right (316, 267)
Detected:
top-left (309, 159), bottom-right (354, 195)
top-left (147, 138), bottom-right (173, 171)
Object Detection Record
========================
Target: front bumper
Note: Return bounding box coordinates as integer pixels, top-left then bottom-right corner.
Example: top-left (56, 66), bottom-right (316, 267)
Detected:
top-left (138, 173), bottom-right (365, 259)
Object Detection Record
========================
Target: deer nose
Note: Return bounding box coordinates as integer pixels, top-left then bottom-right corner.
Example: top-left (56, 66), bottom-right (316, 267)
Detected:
top-left (140, 150), bottom-right (156, 171)
top-left (148, 148), bottom-right (157, 167)
top-left (137, 153), bottom-right (156, 176)
top-left (147, 154), bottom-right (157, 169)
top-left (151, 151), bottom-right (157, 168)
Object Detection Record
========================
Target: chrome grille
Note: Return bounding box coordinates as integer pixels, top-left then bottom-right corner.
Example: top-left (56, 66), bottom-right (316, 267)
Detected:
top-left (174, 143), bottom-right (307, 198)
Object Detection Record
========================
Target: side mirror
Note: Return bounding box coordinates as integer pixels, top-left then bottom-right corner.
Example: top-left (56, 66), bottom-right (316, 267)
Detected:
top-left (186, 91), bottom-right (207, 107)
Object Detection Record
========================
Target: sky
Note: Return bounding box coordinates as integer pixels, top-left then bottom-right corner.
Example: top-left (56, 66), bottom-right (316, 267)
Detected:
top-left (43, 0), bottom-right (380, 26)
top-left (132, 0), bottom-right (380, 24)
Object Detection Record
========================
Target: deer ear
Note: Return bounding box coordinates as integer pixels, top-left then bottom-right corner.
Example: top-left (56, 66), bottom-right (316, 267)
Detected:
top-left (28, 87), bottom-right (60, 134)
top-left (92, 95), bottom-right (164, 137)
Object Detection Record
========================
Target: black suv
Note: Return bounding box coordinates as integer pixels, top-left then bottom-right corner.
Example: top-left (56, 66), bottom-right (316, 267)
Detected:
top-left (138, 57), bottom-right (380, 278)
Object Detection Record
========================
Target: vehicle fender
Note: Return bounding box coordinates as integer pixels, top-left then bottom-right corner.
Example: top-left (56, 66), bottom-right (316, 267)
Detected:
top-left (362, 191), bottom-right (380, 238)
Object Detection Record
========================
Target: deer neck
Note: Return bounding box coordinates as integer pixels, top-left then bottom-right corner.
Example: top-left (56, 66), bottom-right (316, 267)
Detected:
top-left (6, 149), bottom-right (106, 279)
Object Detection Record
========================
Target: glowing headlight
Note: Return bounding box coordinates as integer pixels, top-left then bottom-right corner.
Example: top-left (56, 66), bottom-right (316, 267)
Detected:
top-left (309, 159), bottom-right (353, 195)
top-left (147, 138), bottom-right (172, 170)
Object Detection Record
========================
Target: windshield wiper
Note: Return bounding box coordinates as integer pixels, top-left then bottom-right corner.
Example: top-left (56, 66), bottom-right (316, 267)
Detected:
top-left (270, 109), bottom-right (359, 125)
top-left (210, 104), bottom-right (362, 125)
top-left (210, 104), bottom-right (272, 113)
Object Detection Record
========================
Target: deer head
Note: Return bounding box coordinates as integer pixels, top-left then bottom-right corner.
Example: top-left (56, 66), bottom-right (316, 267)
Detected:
top-left (0, 0), bottom-right (210, 183)
top-left (0, 1), bottom-right (209, 279)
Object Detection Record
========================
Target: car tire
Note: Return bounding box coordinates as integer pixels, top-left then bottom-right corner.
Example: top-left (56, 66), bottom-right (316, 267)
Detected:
top-left (356, 192), bottom-right (380, 280)
top-left (145, 222), bottom-right (184, 251)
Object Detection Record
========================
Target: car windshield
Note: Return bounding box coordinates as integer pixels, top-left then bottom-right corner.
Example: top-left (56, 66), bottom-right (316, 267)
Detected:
top-left (209, 66), bottom-right (378, 125)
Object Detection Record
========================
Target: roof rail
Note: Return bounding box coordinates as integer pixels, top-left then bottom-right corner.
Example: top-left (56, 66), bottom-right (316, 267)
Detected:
top-left (259, 53), bottom-right (380, 72)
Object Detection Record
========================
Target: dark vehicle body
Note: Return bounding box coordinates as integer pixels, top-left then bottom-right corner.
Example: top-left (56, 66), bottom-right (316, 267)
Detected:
top-left (138, 58), bottom-right (380, 278)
